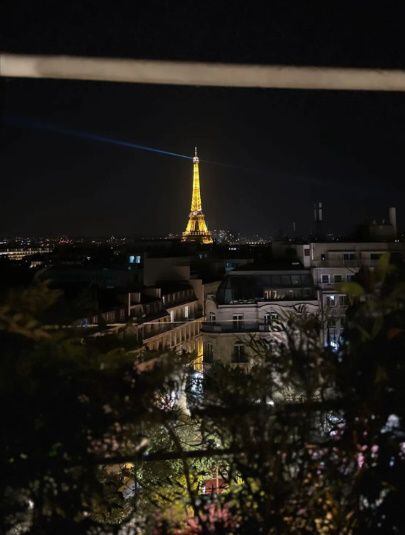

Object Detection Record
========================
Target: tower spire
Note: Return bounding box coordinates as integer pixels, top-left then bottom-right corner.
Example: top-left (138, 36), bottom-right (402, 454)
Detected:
top-left (190, 148), bottom-right (202, 212)
top-left (182, 148), bottom-right (213, 244)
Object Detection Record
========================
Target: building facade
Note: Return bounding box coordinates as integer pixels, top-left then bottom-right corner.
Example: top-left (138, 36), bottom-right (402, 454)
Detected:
top-left (294, 241), bottom-right (405, 347)
top-left (201, 265), bottom-right (319, 367)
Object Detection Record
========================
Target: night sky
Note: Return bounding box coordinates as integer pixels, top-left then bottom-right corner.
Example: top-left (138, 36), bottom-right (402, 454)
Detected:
top-left (2, 1), bottom-right (405, 237)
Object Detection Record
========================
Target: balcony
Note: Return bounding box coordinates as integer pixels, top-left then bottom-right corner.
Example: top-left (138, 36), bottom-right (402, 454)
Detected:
top-left (315, 259), bottom-right (358, 268)
top-left (201, 321), bottom-right (280, 333)
top-left (315, 258), bottom-right (382, 268)
top-left (143, 311), bottom-right (203, 340)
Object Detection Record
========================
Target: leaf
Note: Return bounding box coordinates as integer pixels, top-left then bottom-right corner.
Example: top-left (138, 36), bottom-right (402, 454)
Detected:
top-left (339, 282), bottom-right (365, 298)
top-left (375, 365), bottom-right (388, 384)
top-left (376, 252), bottom-right (391, 281)
top-left (371, 316), bottom-right (383, 339)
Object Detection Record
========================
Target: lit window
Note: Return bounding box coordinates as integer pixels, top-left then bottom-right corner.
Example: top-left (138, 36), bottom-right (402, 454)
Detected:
top-left (264, 312), bottom-right (279, 326)
top-left (326, 295), bottom-right (336, 307)
top-left (184, 305), bottom-right (189, 319)
top-left (128, 255), bottom-right (141, 264)
top-left (264, 289), bottom-right (278, 300)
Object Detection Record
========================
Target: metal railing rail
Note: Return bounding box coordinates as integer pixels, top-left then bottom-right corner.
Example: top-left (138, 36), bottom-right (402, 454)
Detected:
top-left (3, 53), bottom-right (405, 92)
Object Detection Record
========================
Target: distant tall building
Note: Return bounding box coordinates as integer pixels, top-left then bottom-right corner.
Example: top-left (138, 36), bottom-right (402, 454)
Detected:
top-left (182, 148), bottom-right (213, 245)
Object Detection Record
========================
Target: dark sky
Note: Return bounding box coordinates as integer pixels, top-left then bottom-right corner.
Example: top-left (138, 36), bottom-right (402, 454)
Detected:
top-left (2, 1), bottom-right (405, 237)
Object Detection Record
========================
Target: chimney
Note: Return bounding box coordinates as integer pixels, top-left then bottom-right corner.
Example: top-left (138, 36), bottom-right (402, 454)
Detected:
top-left (389, 207), bottom-right (397, 236)
top-left (313, 201), bottom-right (323, 223)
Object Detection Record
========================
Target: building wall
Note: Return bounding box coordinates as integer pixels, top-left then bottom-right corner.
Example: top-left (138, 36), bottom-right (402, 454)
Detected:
top-left (307, 242), bottom-right (404, 267)
top-left (143, 256), bottom-right (191, 286)
top-left (143, 317), bottom-right (203, 353)
top-left (203, 299), bottom-right (319, 365)
top-left (312, 266), bottom-right (359, 289)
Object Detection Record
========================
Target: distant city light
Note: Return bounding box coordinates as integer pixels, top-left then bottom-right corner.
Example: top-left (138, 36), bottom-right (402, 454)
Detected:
top-left (129, 255), bottom-right (141, 264)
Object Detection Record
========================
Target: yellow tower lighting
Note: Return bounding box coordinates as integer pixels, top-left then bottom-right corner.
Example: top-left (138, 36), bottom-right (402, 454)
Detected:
top-left (182, 147), bottom-right (213, 245)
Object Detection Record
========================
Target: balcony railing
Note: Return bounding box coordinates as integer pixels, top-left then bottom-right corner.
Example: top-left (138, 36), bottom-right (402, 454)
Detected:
top-left (143, 311), bottom-right (203, 340)
top-left (314, 258), bottom-right (381, 268)
top-left (201, 321), bottom-right (282, 333)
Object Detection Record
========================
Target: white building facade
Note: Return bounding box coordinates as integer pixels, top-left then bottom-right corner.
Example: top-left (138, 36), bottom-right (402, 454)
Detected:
top-left (294, 241), bottom-right (405, 347)
top-left (201, 267), bottom-right (320, 366)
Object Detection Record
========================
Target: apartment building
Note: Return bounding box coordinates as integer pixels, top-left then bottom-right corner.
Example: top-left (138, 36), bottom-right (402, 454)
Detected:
top-left (201, 263), bottom-right (319, 367)
top-left (294, 241), bottom-right (405, 347)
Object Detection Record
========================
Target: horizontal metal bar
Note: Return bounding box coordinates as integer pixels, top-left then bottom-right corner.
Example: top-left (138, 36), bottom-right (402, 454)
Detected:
top-left (2, 53), bottom-right (405, 91)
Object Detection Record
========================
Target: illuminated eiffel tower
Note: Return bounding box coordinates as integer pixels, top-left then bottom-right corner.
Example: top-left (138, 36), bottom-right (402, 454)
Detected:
top-left (182, 147), bottom-right (213, 244)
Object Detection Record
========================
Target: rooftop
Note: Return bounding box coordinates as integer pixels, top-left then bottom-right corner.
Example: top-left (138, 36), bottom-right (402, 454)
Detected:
top-left (216, 271), bottom-right (316, 305)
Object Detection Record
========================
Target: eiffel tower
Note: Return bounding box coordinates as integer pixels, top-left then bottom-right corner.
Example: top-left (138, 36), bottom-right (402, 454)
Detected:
top-left (182, 147), bottom-right (213, 244)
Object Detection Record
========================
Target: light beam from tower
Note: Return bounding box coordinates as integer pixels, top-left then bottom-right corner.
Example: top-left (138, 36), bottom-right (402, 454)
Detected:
top-left (182, 147), bottom-right (213, 244)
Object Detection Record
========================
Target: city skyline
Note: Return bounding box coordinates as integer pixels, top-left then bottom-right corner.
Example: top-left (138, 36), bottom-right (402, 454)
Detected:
top-left (2, 90), bottom-right (404, 239)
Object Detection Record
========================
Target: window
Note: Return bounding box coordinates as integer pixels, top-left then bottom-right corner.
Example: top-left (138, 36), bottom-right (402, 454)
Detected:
top-left (343, 252), bottom-right (356, 261)
top-left (321, 254), bottom-right (326, 262)
top-left (204, 342), bottom-right (214, 363)
top-left (304, 248), bottom-right (310, 256)
top-left (129, 255), bottom-right (141, 264)
top-left (264, 289), bottom-right (278, 300)
top-left (209, 312), bottom-right (216, 323)
top-left (170, 310), bottom-right (175, 323)
top-left (271, 275), bottom-right (281, 286)
top-left (321, 274), bottom-right (330, 284)
top-left (291, 274), bottom-right (301, 286)
top-left (264, 312), bottom-right (279, 327)
top-left (303, 288), bottom-right (313, 299)
top-left (339, 295), bottom-right (348, 306)
top-left (334, 274), bottom-right (343, 283)
top-left (233, 343), bottom-right (247, 363)
top-left (233, 314), bottom-right (244, 330)
top-left (326, 295), bottom-right (336, 307)
top-left (184, 305), bottom-right (189, 319)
